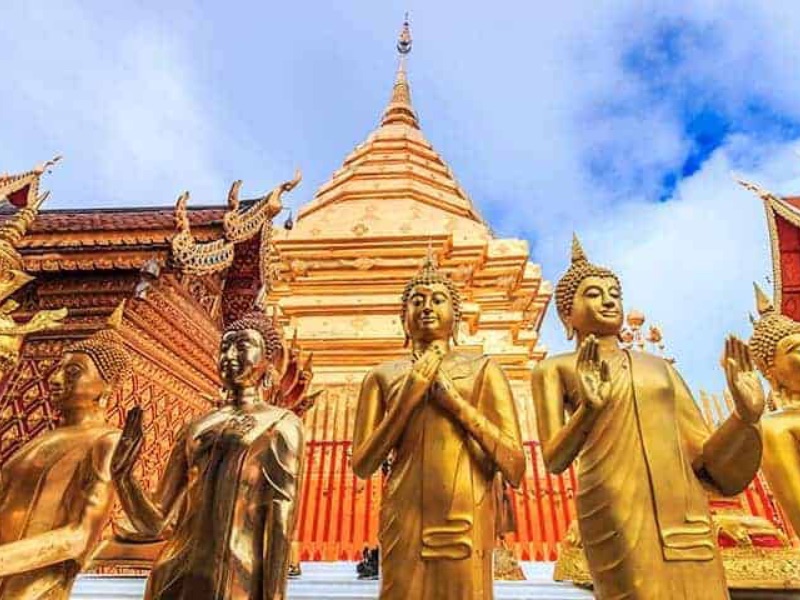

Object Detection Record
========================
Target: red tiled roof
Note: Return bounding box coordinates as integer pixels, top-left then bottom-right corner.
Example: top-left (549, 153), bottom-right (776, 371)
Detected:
top-left (0, 205), bottom-right (226, 234)
top-left (0, 205), bottom-right (226, 253)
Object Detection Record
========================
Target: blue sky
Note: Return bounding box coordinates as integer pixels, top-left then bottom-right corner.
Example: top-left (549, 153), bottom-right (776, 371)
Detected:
top-left (4, 1), bottom-right (800, 394)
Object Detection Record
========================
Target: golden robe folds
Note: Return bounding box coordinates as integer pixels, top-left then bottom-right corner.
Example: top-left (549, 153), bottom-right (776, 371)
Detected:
top-left (356, 352), bottom-right (523, 600)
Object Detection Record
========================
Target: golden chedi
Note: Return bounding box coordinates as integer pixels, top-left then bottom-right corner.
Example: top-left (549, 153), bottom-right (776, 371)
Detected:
top-left (0, 306), bottom-right (131, 599)
top-left (533, 235), bottom-right (765, 599)
top-left (749, 282), bottom-right (800, 536)
top-left (352, 255), bottom-right (525, 600)
top-left (111, 304), bottom-right (305, 600)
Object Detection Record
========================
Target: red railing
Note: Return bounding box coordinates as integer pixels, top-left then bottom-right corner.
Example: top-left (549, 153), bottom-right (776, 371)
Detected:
top-left (294, 437), bottom-right (793, 561)
top-left (294, 439), bottom-right (577, 561)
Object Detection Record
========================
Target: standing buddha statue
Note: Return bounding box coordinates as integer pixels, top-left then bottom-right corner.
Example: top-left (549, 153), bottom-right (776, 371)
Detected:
top-left (749, 283), bottom-right (800, 536)
top-left (0, 305), bottom-right (131, 599)
top-left (352, 254), bottom-right (525, 600)
top-left (111, 306), bottom-right (305, 600)
top-left (533, 235), bottom-right (765, 599)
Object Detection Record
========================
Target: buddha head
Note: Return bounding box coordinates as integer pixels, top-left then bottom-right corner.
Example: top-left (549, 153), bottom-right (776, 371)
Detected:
top-left (401, 254), bottom-right (462, 346)
top-left (749, 283), bottom-right (800, 401)
top-left (555, 235), bottom-right (623, 340)
top-left (220, 311), bottom-right (283, 390)
top-left (50, 328), bottom-right (131, 414)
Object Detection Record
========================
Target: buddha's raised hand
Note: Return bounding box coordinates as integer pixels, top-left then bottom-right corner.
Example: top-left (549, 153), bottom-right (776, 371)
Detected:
top-left (576, 334), bottom-right (611, 413)
top-left (403, 347), bottom-right (443, 409)
top-left (722, 335), bottom-right (765, 424)
top-left (111, 406), bottom-right (144, 479)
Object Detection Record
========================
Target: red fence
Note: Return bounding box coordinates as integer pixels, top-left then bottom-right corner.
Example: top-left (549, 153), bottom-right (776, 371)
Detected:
top-left (294, 438), bottom-right (792, 562)
top-left (294, 439), bottom-right (577, 561)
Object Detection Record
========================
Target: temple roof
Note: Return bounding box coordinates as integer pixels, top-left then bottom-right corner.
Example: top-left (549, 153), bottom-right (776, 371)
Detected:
top-left (0, 204), bottom-right (225, 271)
top-left (739, 179), bottom-right (800, 319)
top-left (3, 205), bottom-right (224, 245)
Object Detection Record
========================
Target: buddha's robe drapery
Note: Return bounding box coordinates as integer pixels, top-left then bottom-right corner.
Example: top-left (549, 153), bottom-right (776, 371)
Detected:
top-left (760, 411), bottom-right (800, 536)
top-left (547, 350), bottom-right (760, 600)
top-left (123, 405), bottom-right (303, 600)
top-left (354, 352), bottom-right (524, 600)
top-left (0, 426), bottom-right (118, 600)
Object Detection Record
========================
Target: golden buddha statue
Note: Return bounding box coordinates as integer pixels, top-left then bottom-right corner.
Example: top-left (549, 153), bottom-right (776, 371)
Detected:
top-left (749, 283), bottom-right (800, 536)
top-left (0, 307), bottom-right (132, 599)
top-left (0, 274), bottom-right (66, 377)
top-left (352, 255), bottom-right (525, 600)
top-left (111, 307), bottom-right (305, 600)
top-left (533, 235), bottom-right (765, 599)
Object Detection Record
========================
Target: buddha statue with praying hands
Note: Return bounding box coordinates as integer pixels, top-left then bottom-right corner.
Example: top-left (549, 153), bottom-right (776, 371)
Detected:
top-left (533, 236), bottom-right (765, 599)
top-left (111, 305), bottom-right (305, 600)
top-left (749, 283), bottom-right (800, 537)
top-left (0, 307), bottom-right (131, 599)
top-left (352, 254), bottom-right (525, 600)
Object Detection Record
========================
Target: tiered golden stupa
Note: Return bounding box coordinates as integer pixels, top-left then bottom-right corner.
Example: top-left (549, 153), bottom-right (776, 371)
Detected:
top-left (267, 24), bottom-right (554, 561)
top-left (0, 24), bottom-right (569, 570)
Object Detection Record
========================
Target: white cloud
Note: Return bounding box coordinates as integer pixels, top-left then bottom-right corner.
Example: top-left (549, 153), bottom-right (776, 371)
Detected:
top-left (452, 1), bottom-right (800, 395)
top-left (0, 1), bottom-right (224, 207)
top-left (3, 0), bottom-right (800, 396)
top-left (539, 135), bottom-right (800, 393)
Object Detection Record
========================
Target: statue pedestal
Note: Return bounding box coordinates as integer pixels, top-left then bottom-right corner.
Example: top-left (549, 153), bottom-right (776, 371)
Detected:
top-left (554, 515), bottom-right (800, 593)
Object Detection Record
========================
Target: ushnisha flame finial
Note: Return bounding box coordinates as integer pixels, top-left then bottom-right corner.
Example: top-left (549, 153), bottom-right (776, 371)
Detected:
top-left (571, 232), bottom-right (588, 264)
top-left (754, 282), bottom-right (775, 317)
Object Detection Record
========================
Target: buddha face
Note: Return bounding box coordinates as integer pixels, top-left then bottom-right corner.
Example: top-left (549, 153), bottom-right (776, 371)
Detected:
top-left (49, 351), bottom-right (108, 411)
top-left (771, 332), bottom-right (800, 395)
top-left (219, 328), bottom-right (268, 388)
top-left (569, 275), bottom-right (624, 337)
top-left (404, 282), bottom-right (455, 344)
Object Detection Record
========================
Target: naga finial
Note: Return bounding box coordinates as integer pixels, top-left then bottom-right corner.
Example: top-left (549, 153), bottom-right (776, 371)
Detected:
top-left (174, 191), bottom-right (191, 233)
top-left (734, 176), bottom-right (781, 203)
top-left (227, 180), bottom-right (243, 212)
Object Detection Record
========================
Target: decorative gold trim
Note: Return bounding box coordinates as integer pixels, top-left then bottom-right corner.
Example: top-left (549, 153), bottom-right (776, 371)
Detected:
top-left (554, 536), bottom-right (800, 590)
top-left (170, 173), bottom-right (300, 278)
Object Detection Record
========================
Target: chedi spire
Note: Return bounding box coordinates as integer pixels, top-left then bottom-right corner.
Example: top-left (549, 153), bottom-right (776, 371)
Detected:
top-left (381, 14), bottom-right (419, 129)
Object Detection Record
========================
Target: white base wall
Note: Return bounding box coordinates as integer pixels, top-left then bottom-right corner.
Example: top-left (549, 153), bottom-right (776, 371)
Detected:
top-left (72, 562), bottom-right (592, 599)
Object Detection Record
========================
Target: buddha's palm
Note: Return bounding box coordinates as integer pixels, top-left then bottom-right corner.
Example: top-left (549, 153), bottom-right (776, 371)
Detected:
top-left (576, 335), bottom-right (611, 413)
top-left (723, 335), bottom-right (765, 424)
top-left (111, 406), bottom-right (145, 479)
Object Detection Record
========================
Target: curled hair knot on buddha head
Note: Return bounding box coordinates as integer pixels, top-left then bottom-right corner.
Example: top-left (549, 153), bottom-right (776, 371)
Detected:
top-left (554, 234), bottom-right (621, 338)
top-left (224, 311), bottom-right (284, 365)
top-left (749, 283), bottom-right (800, 375)
top-left (66, 302), bottom-right (132, 391)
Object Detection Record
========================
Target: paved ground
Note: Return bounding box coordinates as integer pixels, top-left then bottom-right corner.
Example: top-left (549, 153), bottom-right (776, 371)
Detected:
top-left (72, 561), bottom-right (593, 599)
